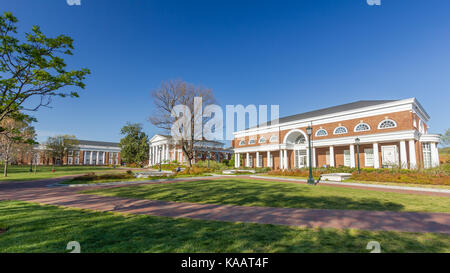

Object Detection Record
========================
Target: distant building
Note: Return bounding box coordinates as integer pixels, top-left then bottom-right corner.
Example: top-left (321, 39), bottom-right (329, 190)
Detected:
top-left (232, 98), bottom-right (440, 169)
top-left (148, 134), bottom-right (232, 166)
top-left (19, 140), bottom-right (122, 166)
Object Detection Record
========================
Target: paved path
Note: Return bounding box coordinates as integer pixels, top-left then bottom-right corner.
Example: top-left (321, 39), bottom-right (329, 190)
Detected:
top-left (0, 176), bottom-right (449, 234)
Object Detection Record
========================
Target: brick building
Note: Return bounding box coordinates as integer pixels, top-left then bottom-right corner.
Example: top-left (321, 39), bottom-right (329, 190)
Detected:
top-left (149, 134), bottom-right (232, 166)
top-left (23, 140), bottom-right (121, 166)
top-left (232, 98), bottom-right (440, 169)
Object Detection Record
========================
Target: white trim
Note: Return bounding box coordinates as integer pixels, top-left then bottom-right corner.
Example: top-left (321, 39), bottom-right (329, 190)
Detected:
top-left (239, 140), bottom-right (246, 146)
top-left (333, 126), bottom-right (348, 135)
top-left (419, 134), bottom-right (440, 143)
top-left (269, 135), bottom-right (278, 143)
top-left (315, 129), bottom-right (328, 137)
top-left (258, 137), bottom-right (266, 143)
top-left (354, 123), bottom-right (371, 132)
top-left (378, 119), bottom-right (397, 129)
top-left (283, 129), bottom-right (308, 144)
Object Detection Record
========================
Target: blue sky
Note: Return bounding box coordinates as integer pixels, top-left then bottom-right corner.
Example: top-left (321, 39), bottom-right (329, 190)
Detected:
top-left (2, 0), bottom-right (450, 143)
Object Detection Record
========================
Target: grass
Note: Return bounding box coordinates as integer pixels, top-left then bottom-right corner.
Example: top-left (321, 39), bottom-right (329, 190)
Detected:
top-left (0, 200), bottom-right (448, 253)
top-left (83, 178), bottom-right (450, 213)
top-left (0, 165), bottom-right (123, 182)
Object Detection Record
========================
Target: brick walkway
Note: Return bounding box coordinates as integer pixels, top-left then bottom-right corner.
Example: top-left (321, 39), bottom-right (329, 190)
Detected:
top-left (0, 176), bottom-right (449, 234)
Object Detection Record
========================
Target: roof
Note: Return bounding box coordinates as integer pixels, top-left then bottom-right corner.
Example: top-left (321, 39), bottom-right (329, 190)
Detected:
top-left (256, 100), bottom-right (398, 128)
top-left (78, 140), bottom-right (120, 147)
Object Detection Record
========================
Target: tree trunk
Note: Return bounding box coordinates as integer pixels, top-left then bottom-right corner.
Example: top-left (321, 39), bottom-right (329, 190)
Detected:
top-left (3, 158), bottom-right (8, 177)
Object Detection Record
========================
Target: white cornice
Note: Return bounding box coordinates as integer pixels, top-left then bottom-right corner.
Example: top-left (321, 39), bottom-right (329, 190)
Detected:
top-left (234, 98), bottom-right (425, 138)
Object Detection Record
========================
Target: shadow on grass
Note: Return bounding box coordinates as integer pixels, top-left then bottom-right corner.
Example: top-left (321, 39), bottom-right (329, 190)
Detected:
top-left (84, 179), bottom-right (406, 212)
top-left (0, 201), bottom-right (448, 253)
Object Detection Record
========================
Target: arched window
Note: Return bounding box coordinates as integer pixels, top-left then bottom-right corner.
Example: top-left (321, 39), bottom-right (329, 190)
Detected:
top-left (315, 129), bottom-right (328, 137)
top-left (354, 123), bottom-right (371, 132)
top-left (333, 126), bottom-right (348, 135)
top-left (269, 135), bottom-right (278, 143)
top-left (378, 119), bottom-right (397, 129)
top-left (249, 139), bottom-right (256, 144)
top-left (239, 140), bottom-right (246, 146)
top-left (294, 135), bottom-right (306, 144)
top-left (258, 137), bottom-right (266, 143)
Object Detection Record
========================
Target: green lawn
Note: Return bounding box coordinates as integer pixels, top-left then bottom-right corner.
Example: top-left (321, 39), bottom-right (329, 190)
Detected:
top-left (0, 165), bottom-right (124, 182)
top-left (83, 178), bottom-right (450, 213)
top-left (0, 200), bottom-right (448, 253)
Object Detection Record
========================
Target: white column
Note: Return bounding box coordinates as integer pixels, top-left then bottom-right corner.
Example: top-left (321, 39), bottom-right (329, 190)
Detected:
top-left (279, 150), bottom-right (284, 169)
top-left (237, 153), bottom-right (240, 168)
top-left (267, 151), bottom-right (271, 167)
top-left (102, 152), bottom-right (105, 165)
top-left (166, 145), bottom-right (170, 162)
top-left (234, 153), bottom-right (238, 168)
top-left (312, 147), bottom-right (316, 168)
top-left (329, 146), bottom-right (335, 167)
top-left (89, 151), bottom-right (93, 165)
top-left (408, 140), bottom-right (417, 169)
top-left (373, 143), bottom-right (380, 169)
top-left (431, 142), bottom-right (440, 167)
top-left (400, 141), bottom-right (408, 169)
top-left (256, 152), bottom-right (260, 167)
top-left (350, 144), bottom-right (355, 168)
top-left (283, 150), bottom-right (288, 169)
top-left (246, 153), bottom-right (250, 167)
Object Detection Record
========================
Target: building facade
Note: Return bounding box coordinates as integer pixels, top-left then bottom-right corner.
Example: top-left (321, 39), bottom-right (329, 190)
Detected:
top-left (232, 98), bottom-right (440, 170)
top-left (21, 140), bottom-right (121, 166)
top-left (149, 134), bottom-right (232, 166)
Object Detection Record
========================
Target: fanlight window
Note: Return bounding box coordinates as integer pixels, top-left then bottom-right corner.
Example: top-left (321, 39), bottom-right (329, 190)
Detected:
top-left (294, 135), bottom-right (306, 144)
top-left (258, 137), bottom-right (266, 143)
top-left (354, 123), bottom-right (370, 132)
top-left (315, 129), bottom-right (328, 137)
top-left (239, 140), bottom-right (246, 146)
top-left (378, 119), bottom-right (397, 129)
top-left (249, 139), bottom-right (256, 144)
top-left (269, 135), bottom-right (278, 143)
top-left (333, 126), bottom-right (348, 135)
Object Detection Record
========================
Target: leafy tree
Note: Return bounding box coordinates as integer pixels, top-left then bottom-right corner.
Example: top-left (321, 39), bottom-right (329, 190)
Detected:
top-left (44, 135), bottom-right (79, 166)
top-left (440, 129), bottom-right (450, 147)
top-left (0, 116), bottom-right (36, 176)
top-left (0, 12), bottom-right (90, 133)
top-left (119, 123), bottom-right (149, 166)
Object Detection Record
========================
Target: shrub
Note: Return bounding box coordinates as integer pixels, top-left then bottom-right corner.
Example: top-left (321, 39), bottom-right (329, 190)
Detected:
top-left (179, 166), bottom-right (212, 175)
top-left (194, 160), bottom-right (228, 170)
top-left (266, 164), bottom-right (450, 185)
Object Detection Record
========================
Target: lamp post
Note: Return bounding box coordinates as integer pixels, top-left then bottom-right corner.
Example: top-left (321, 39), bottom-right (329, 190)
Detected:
top-left (355, 138), bottom-right (361, 174)
top-left (158, 146), bottom-right (162, 172)
top-left (306, 126), bottom-right (315, 185)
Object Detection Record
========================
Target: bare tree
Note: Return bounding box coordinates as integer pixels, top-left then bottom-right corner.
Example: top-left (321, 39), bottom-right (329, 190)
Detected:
top-left (149, 80), bottom-right (215, 166)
